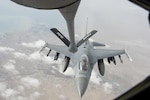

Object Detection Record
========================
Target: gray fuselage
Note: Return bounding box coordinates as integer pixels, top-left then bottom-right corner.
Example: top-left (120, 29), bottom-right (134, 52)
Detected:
top-left (71, 41), bottom-right (96, 97)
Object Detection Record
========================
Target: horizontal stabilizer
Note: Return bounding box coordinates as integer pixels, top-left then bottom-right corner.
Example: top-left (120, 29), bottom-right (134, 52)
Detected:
top-left (50, 28), bottom-right (70, 47)
top-left (77, 30), bottom-right (97, 47)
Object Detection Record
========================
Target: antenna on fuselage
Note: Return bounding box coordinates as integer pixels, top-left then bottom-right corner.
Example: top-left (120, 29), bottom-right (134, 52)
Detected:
top-left (85, 17), bottom-right (88, 35)
top-left (85, 17), bottom-right (88, 46)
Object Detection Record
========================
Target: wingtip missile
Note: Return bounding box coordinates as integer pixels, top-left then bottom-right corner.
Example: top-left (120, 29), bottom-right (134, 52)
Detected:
top-left (125, 49), bottom-right (133, 61)
top-left (39, 41), bottom-right (48, 53)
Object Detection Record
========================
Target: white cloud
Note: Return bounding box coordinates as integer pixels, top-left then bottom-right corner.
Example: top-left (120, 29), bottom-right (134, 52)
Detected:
top-left (104, 60), bottom-right (110, 66)
top-left (1, 88), bottom-right (18, 98)
top-left (17, 92), bottom-right (41, 100)
top-left (102, 82), bottom-right (113, 94)
top-left (51, 65), bottom-right (58, 70)
top-left (51, 70), bottom-right (56, 74)
top-left (21, 40), bottom-right (45, 48)
top-left (59, 95), bottom-right (67, 100)
top-left (21, 76), bottom-right (40, 88)
top-left (28, 51), bottom-right (42, 60)
top-left (0, 82), bottom-right (7, 92)
top-left (0, 83), bottom-right (19, 99)
top-left (28, 51), bottom-right (54, 64)
top-left (31, 92), bottom-right (41, 98)
top-left (9, 59), bottom-right (16, 64)
top-left (3, 62), bottom-right (19, 75)
top-left (13, 52), bottom-right (27, 59)
top-left (13, 51), bottom-right (49, 62)
top-left (63, 67), bottom-right (74, 76)
top-left (17, 85), bottom-right (25, 93)
top-left (0, 46), bottom-right (15, 52)
top-left (12, 50), bottom-right (56, 65)
top-left (90, 70), bottom-right (102, 85)
top-left (17, 96), bottom-right (27, 100)
top-left (55, 84), bottom-right (62, 88)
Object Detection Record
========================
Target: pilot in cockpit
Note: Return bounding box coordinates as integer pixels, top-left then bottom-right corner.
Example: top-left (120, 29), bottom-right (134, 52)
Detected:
top-left (79, 56), bottom-right (88, 71)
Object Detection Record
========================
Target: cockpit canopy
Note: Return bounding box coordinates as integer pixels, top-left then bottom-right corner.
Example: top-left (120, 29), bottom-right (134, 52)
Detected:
top-left (79, 55), bottom-right (89, 71)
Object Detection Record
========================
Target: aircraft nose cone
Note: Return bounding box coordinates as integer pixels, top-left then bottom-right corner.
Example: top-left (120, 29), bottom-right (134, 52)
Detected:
top-left (76, 77), bottom-right (88, 97)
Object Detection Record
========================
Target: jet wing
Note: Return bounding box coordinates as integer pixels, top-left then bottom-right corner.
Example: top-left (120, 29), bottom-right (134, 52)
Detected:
top-left (46, 43), bottom-right (72, 58)
top-left (92, 48), bottom-right (132, 61)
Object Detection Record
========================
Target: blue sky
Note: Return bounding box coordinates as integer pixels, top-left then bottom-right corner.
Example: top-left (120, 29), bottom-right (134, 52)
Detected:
top-left (0, 0), bottom-right (149, 34)
top-left (0, 0), bottom-right (64, 32)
